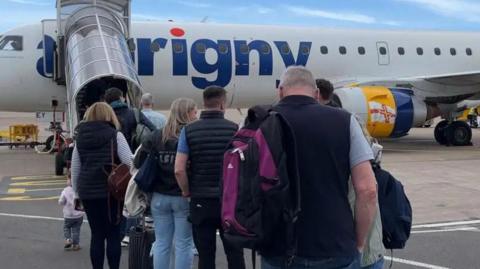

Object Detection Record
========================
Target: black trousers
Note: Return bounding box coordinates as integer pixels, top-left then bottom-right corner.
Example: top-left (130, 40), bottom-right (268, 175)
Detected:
top-left (82, 197), bottom-right (123, 269)
top-left (190, 198), bottom-right (246, 269)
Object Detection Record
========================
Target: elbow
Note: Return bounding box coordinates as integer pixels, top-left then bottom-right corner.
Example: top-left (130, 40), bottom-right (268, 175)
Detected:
top-left (357, 184), bottom-right (377, 204)
top-left (175, 169), bottom-right (185, 179)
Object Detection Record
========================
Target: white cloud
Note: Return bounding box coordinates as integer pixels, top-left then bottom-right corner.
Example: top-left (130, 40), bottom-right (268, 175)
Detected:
top-left (383, 20), bottom-right (403, 26)
top-left (257, 7), bottom-right (274, 15)
top-left (398, 0), bottom-right (480, 22)
top-left (7, 0), bottom-right (50, 6)
top-left (285, 5), bottom-right (377, 24)
top-left (176, 0), bottom-right (211, 9)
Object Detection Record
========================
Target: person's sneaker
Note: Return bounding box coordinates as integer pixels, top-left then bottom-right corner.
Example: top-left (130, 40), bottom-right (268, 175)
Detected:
top-left (64, 239), bottom-right (72, 250)
top-left (121, 236), bottom-right (129, 247)
top-left (71, 244), bottom-right (81, 251)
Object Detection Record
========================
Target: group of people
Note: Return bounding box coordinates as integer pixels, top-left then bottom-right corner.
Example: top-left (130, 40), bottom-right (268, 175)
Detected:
top-left (63, 65), bottom-right (386, 269)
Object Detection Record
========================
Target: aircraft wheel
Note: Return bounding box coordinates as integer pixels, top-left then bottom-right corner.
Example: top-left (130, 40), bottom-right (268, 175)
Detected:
top-left (446, 121), bottom-right (472, 146)
top-left (55, 152), bottom-right (65, 176)
top-left (44, 135), bottom-right (54, 152)
top-left (434, 120), bottom-right (449, 145)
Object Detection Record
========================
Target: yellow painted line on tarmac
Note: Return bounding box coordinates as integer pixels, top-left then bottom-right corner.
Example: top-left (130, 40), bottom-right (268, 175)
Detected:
top-left (0, 196), bottom-right (59, 201)
top-left (7, 188), bottom-right (25, 194)
top-left (10, 180), bottom-right (66, 187)
top-left (25, 187), bottom-right (64, 192)
top-left (11, 175), bottom-right (66, 181)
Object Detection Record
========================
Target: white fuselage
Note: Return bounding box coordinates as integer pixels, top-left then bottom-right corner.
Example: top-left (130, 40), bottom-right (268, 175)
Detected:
top-left (1, 22), bottom-right (480, 112)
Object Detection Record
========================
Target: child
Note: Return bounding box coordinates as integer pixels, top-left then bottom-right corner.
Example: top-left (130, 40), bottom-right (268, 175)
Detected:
top-left (59, 179), bottom-right (84, 251)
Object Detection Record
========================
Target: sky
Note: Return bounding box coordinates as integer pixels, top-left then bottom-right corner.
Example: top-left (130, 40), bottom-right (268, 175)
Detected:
top-left (2, 0), bottom-right (480, 33)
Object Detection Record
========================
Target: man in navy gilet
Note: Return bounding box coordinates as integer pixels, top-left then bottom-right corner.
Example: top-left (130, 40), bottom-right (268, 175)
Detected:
top-left (175, 86), bottom-right (245, 269)
top-left (262, 66), bottom-right (378, 269)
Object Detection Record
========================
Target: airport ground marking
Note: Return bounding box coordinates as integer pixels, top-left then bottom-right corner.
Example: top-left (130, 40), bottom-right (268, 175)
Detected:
top-left (7, 188), bottom-right (25, 194)
top-left (385, 256), bottom-right (450, 269)
top-left (0, 212), bottom-right (88, 223)
top-left (413, 220), bottom-right (480, 229)
top-left (411, 227), bottom-right (478, 234)
top-left (10, 180), bottom-right (66, 187)
top-left (10, 175), bottom-right (66, 181)
top-left (0, 195), bottom-right (59, 201)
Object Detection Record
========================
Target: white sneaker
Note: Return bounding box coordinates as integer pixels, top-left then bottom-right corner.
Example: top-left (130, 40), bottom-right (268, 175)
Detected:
top-left (121, 236), bottom-right (129, 247)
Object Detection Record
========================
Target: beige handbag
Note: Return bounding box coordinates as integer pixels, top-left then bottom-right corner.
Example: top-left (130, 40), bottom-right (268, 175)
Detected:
top-left (124, 147), bottom-right (149, 217)
top-left (124, 170), bottom-right (148, 217)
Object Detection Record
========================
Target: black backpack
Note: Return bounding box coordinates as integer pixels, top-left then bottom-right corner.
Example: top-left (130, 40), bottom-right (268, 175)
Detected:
top-left (221, 106), bottom-right (301, 263)
top-left (374, 165), bottom-right (412, 249)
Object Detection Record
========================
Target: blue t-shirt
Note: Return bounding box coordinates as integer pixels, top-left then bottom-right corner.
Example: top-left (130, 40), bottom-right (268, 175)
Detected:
top-left (177, 127), bottom-right (189, 154)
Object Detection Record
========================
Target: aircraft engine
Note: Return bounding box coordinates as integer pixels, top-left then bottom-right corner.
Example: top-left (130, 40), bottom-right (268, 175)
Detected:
top-left (334, 86), bottom-right (428, 138)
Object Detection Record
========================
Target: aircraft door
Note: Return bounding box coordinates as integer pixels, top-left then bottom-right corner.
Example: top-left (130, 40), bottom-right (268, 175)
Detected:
top-left (376, 42), bottom-right (390, 65)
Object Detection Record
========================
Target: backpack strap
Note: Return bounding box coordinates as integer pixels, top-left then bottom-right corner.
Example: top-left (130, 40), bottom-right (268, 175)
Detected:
top-left (107, 135), bottom-right (122, 225)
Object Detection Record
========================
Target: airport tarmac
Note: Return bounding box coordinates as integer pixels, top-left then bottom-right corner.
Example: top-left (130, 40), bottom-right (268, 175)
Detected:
top-left (1, 112), bottom-right (480, 268)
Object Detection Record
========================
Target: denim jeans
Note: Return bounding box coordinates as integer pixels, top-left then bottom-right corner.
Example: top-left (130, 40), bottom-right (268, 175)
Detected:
top-left (151, 193), bottom-right (193, 269)
top-left (64, 217), bottom-right (83, 245)
top-left (361, 258), bottom-right (384, 269)
top-left (261, 256), bottom-right (360, 269)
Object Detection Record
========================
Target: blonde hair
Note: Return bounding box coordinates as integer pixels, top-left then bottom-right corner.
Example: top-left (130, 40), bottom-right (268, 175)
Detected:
top-left (84, 102), bottom-right (120, 130)
top-left (162, 98), bottom-right (197, 143)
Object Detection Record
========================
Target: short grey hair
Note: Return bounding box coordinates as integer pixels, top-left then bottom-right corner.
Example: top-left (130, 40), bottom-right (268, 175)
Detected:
top-left (141, 93), bottom-right (153, 106)
top-left (279, 66), bottom-right (316, 90)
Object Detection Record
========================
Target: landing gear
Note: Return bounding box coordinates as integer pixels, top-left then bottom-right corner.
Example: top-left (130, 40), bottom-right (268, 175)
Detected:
top-left (434, 120), bottom-right (449, 145)
top-left (434, 120), bottom-right (472, 146)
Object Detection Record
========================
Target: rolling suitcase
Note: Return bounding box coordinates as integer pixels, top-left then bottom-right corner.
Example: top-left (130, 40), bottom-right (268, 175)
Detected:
top-left (128, 223), bottom-right (155, 269)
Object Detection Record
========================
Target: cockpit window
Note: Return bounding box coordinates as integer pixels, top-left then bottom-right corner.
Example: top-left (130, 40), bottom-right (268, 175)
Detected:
top-left (0, 35), bottom-right (23, 51)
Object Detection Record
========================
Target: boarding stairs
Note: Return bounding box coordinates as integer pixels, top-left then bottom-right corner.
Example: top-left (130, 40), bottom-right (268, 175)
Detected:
top-left (54, 0), bottom-right (141, 131)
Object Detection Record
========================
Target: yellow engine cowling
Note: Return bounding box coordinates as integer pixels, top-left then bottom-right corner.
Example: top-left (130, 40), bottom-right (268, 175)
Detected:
top-left (334, 86), bottom-right (428, 138)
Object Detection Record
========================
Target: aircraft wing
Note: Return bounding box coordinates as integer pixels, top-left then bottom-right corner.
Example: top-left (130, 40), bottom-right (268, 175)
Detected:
top-left (343, 71), bottom-right (480, 88)
top-left (336, 71), bottom-right (480, 100)
top-left (409, 71), bottom-right (480, 87)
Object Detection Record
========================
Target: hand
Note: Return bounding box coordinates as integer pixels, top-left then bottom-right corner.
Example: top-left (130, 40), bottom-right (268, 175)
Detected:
top-left (182, 191), bottom-right (191, 198)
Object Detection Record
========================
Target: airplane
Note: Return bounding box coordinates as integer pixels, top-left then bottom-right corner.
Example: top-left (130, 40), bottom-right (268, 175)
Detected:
top-left (1, 0), bottom-right (480, 151)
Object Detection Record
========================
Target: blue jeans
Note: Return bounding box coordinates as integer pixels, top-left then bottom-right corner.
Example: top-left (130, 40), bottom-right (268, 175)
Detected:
top-left (151, 193), bottom-right (193, 269)
top-left (262, 256), bottom-right (360, 269)
top-left (63, 217), bottom-right (83, 245)
top-left (361, 258), bottom-right (384, 269)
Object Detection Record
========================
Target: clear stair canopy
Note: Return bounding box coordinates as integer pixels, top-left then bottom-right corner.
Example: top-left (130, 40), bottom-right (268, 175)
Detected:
top-left (56, 0), bottom-right (142, 126)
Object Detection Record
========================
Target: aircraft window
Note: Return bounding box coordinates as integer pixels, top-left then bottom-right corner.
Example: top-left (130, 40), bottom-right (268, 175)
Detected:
top-left (300, 44), bottom-right (310, 55)
top-left (434, 48), bottom-right (441, 56)
top-left (416, 47), bottom-right (423, 55)
top-left (196, 43), bottom-right (206, 54)
top-left (0, 35), bottom-right (23, 51)
top-left (358, 47), bottom-right (366, 55)
top-left (320, 46), bottom-right (328, 54)
top-left (466, 48), bottom-right (473, 56)
top-left (450, 48), bottom-right (456, 56)
top-left (398, 47), bottom-right (405, 55)
top-left (239, 44), bottom-right (249, 54)
top-left (261, 44), bottom-right (271, 54)
top-left (379, 47), bottom-right (387, 55)
top-left (219, 43), bottom-right (229, 54)
top-left (173, 43), bottom-right (184, 54)
top-left (280, 43), bottom-right (291, 55)
top-left (339, 46), bottom-right (347, 55)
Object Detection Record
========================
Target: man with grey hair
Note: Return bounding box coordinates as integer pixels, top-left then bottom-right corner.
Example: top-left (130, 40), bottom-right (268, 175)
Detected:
top-left (261, 66), bottom-right (378, 269)
top-left (141, 93), bottom-right (167, 130)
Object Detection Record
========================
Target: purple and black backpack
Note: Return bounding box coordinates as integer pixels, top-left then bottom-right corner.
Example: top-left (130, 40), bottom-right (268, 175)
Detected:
top-left (221, 105), bottom-right (301, 262)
